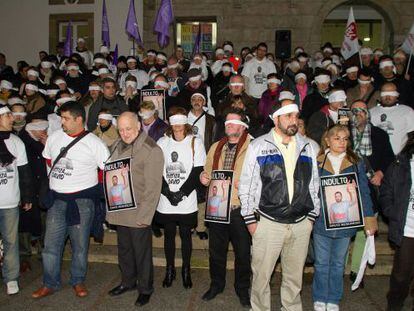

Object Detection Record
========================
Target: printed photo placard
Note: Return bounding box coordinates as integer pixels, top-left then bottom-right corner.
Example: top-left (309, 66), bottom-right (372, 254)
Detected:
top-left (103, 158), bottom-right (136, 212)
top-left (205, 170), bottom-right (233, 224)
top-left (140, 89), bottom-right (166, 120)
top-left (320, 172), bottom-right (364, 230)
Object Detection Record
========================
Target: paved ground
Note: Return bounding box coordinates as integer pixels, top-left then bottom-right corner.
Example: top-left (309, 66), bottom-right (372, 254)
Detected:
top-left (0, 258), bottom-right (413, 311)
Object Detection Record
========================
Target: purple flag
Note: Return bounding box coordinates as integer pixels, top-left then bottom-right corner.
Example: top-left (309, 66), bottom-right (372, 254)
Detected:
top-left (101, 0), bottom-right (110, 47)
top-left (153, 0), bottom-right (174, 48)
top-left (113, 44), bottom-right (118, 66)
top-left (192, 24), bottom-right (202, 56)
top-left (63, 21), bottom-right (72, 57)
top-left (125, 0), bottom-right (143, 47)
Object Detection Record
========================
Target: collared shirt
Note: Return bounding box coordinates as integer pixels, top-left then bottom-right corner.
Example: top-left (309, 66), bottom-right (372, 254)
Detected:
top-left (223, 143), bottom-right (237, 170)
top-left (272, 130), bottom-right (296, 203)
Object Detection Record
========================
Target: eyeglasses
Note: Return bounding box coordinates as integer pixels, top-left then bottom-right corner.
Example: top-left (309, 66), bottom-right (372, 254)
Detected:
top-left (351, 108), bottom-right (368, 115)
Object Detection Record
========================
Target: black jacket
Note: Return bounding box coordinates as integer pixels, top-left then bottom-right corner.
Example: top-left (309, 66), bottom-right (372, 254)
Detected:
top-left (380, 153), bottom-right (412, 246)
top-left (87, 95), bottom-right (128, 131)
top-left (301, 88), bottom-right (329, 123)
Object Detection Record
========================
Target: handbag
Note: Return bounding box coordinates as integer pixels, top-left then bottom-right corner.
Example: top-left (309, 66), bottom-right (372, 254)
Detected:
top-left (40, 131), bottom-right (90, 209)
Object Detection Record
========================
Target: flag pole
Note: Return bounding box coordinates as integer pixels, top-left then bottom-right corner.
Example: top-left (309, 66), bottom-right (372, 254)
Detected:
top-left (132, 40), bottom-right (135, 56)
top-left (406, 48), bottom-right (413, 76)
top-left (359, 50), bottom-right (363, 69)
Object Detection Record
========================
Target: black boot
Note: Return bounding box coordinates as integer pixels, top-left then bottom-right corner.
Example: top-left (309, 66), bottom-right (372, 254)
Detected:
top-left (182, 266), bottom-right (192, 289)
top-left (162, 266), bottom-right (176, 288)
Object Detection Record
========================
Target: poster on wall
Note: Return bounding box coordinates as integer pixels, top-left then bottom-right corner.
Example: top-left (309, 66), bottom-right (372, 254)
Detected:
top-left (179, 23), bottom-right (214, 58)
top-left (320, 172), bottom-right (364, 230)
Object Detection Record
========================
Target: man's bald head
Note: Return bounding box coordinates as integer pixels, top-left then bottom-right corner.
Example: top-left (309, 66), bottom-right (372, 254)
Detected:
top-left (118, 112), bottom-right (141, 144)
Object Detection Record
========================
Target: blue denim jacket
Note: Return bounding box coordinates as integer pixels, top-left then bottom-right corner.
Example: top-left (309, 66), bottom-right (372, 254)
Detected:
top-left (313, 154), bottom-right (374, 238)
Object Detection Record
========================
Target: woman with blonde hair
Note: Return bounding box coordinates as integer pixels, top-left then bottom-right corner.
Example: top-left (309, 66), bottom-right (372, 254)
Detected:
top-left (312, 124), bottom-right (377, 311)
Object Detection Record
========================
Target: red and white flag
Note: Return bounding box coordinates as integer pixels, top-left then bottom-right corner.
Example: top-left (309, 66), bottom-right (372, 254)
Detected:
top-left (340, 7), bottom-right (360, 60)
top-left (401, 22), bottom-right (414, 54)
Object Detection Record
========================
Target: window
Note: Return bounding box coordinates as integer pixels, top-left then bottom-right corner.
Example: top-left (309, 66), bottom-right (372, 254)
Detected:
top-left (176, 19), bottom-right (217, 58)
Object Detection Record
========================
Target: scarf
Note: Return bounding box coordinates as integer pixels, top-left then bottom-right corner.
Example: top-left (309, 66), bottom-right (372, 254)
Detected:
top-left (212, 131), bottom-right (248, 170)
top-left (296, 84), bottom-right (308, 109)
top-left (0, 131), bottom-right (15, 167)
top-left (351, 116), bottom-right (373, 157)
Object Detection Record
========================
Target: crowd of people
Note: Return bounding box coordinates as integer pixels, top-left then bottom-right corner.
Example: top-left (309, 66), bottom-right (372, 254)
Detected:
top-left (1, 38), bottom-right (414, 311)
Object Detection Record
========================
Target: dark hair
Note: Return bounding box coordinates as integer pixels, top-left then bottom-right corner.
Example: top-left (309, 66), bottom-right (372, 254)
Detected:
top-left (58, 101), bottom-right (86, 123)
top-left (335, 191), bottom-right (342, 196)
top-left (257, 42), bottom-right (268, 50)
top-left (154, 73), bottom-right (167, 82)
top-left (224, 107), bottom-right (249, 125)
top-left (358, 68), bottom-right (372, 77)
top-left (102, 77), bottom-right (116, 87)
top-left (165, 106), bottom-right (193, 138)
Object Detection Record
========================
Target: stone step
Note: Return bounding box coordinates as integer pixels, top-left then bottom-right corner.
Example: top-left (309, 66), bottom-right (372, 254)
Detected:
top-left (64, 243), bottom-right (394, 275)
top-left (92, 229), bottom-right (394, 255)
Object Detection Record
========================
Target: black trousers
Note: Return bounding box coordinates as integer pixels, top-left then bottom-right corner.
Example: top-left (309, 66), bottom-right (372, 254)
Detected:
top-left (117, 226), bottom-right (153, 295)
top-left (155, 211), bottom-right (198, 268)
top-left (387, 236), bottom-right (414, 310)
top-left (208, 208), bottom-right (251, 296)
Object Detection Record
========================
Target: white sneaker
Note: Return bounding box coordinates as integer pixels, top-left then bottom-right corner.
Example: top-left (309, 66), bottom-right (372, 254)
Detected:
top-left (326, 303), bottom-right (339, 311)
top-left (6, 281), bottom-right (19, 295)
top-left (314, 301), bottom-right (326, 311)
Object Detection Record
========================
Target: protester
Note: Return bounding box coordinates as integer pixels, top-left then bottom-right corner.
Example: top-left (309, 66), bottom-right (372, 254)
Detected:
top-left (346, 69), bottom-right (380, 109)
top-left (32, 101), bottom-right (109, 299)
top-left (312, 124), bottom-right (377, 311)
top-left (348, 100), bottom-right (394, 288)
top-left (380, 135), bottom-right (414, 311)
top-left (308, 88), bottom-right (347, 144)
top-left (0, 104), bottom-right (34, 295)
top-left (92, 109), bottom-right (119, 147)
top-left (239, 101), bottom-right (320, 310)
top-left (87, 78), bottom-right (128, 131)
top-left (370, 82), bottom-right (414, 155)
top-left (258, 73), bottom-right (282, 124)
top-left (200, 108), bottom-right (252, 308)
top-left (155, 107), bottom-right (206, 289)
top-left (241, 42), bottom-right (277, 99)
top-left (106, 111), bottom-right (164, 307)
top-left (139, 100), bottom-right (168, 142)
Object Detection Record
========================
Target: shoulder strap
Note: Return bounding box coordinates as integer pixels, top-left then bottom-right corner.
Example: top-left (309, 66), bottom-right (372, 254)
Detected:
top-left (48, 131), bottom-right (90, 178)
top-left (191, 110), bottom-right (206, 126)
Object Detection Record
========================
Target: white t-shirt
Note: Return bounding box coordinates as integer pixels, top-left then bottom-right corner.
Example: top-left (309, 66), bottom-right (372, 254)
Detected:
top-left (187, 111), bottom-right (206, 143)
top-left (370, 104), bottom-right (414, 155)
top-left (404, 157), bottom-right (414, 237)
top-left (120, 69), bottom-right (149, 91)
top-left (0, 134), bottom-right (28, 209)
top-left (157, 135), bottom-right (206, 214)
top-left (241, 57), bottom-right (277, 98)
top-left (42, 129), bottom-right (110, 193)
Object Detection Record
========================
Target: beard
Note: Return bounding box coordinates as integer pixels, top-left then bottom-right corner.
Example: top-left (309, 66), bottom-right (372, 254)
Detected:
top-left (278, 122), bottom-right (298, 136)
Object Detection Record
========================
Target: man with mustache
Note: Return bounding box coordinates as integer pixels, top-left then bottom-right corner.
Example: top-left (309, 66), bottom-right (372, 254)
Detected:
top-left (239, 100), bottom-right (320, 311)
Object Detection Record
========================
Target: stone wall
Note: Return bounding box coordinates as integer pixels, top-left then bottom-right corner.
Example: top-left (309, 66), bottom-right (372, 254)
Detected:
top-left (143, 0), bottom-right (414, 56)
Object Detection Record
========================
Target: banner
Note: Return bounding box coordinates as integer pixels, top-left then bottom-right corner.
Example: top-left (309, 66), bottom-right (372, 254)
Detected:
top-left (140, 89), bottom-right (166, 120)
top-left (104, 158), bottom-right (136, 212)
top-left (205, 170), bottom-right (233, 224)
top-left (320, 172), bottom-right (364, 230)
top-left (401, 22), bottom-right (414, 54)
top-left (340, 7), bottom-right (360, 60)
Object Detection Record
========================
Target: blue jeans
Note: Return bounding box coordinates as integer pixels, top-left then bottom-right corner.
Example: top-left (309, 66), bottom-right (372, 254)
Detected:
top-left (0, 207), bottom-right (19, 283)
top-left (42, 199), bottom-right (94, 289)
top-left (312, 233), bottom-right (351, 304)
